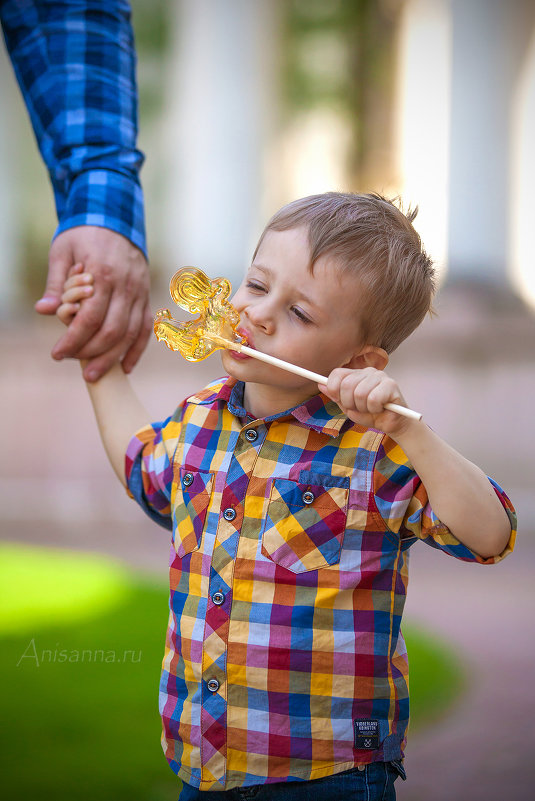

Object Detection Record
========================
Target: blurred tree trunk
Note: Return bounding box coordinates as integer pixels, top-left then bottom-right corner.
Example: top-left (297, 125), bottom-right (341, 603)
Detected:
top-left (282, 0), bottom-right (403, 192)
top-left (345, 0), bottom-right (402, 190)
top-left (0, 41), bottom-right (21, 315)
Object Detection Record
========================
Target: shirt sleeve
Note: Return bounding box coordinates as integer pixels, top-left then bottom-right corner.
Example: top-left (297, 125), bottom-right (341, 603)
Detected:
top-left (372, 434), bottom-right (516, 564)
top-left (0, 0), bottom-right (146, 257)
top-left (125, 405), bottom-right (186, 531)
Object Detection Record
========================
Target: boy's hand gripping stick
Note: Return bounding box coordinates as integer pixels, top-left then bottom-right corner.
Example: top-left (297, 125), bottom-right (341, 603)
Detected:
top-left (154, 268), bottom-right (422, 422)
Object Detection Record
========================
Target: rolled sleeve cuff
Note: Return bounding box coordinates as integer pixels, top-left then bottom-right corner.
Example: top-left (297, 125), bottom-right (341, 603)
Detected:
top-left (125, 424), bottom-right (173, 531)
top-left (414, 478), bottom-right (517, 565)
top-left (54, 169), bottom-right (147, 259)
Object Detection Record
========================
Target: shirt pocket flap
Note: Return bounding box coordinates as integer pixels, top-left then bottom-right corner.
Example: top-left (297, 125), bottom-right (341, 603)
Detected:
top-left (262, 472), bottom-right (350, 573)
top-left (173, 466), bottom-right (214, 557)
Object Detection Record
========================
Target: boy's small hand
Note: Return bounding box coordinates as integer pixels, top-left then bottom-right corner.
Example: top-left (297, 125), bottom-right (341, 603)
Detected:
top-left (56, 263), bottom-right (94, 326)
top-left (319, 367), bottom-right (414, 435)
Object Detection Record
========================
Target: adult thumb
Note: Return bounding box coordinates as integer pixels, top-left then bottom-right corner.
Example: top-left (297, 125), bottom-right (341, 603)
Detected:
top-left (34, 254), bottom-right (71, 315)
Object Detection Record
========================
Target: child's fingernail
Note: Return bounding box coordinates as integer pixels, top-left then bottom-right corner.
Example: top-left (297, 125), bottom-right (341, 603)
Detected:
top-left (86, 371), bottom-right (98, 382)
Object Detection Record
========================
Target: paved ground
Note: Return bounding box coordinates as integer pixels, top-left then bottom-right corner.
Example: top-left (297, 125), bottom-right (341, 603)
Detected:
top-left (2, 289), bottom-right (535, 800)
top-left (397, 538), bottom-right (535, 800)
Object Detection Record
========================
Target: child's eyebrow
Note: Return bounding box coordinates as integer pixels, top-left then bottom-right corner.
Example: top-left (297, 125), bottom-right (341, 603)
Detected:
top-left (250, 263), bottom-right (323, 313)
top-left (249, 263), bottom-right (272, 277)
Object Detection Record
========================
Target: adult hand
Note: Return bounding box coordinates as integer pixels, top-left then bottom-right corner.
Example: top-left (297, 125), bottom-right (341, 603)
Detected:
top-left (35, 226), bottom-right (151, 381)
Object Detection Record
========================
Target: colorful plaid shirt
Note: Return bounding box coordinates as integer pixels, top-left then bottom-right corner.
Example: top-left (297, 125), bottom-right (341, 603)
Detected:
top-left (125, 377), bottom-right (516, 791)
top-left (1, 0), bottom-right (146, 256)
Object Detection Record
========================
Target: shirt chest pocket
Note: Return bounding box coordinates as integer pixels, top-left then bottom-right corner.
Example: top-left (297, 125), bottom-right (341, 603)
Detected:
top-left (261, 472), bottom-right (350, 573)
top-left (172, 466), bottom-right (214, 557)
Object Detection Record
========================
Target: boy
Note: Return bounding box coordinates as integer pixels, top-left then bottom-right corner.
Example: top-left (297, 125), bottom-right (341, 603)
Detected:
top-left (58, 193), bottom-right (516, 801)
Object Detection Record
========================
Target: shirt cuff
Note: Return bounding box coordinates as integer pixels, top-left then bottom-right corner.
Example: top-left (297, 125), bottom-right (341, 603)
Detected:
top-left (419, 477), bottom-right (516, 565)
top-left (468, 478), bottom-right (517, 564)
top-left (53, 169), bottom-right (147, 259)
top-left (124, 423), bottom-right (173, 532)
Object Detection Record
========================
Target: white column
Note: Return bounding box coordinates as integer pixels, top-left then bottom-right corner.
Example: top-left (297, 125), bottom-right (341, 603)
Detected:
top-left (447, 0), bottom-right (535, 287)
top-left (161, 0), bottom-right (280, 286)
top-left (511, 29), bottom-right (535, 308)
top-left (396, 0), bottom-right (451, 278)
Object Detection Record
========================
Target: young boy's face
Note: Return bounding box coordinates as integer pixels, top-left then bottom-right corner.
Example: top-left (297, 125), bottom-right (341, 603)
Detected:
top-left (221, 227), bottom-right (371, 410)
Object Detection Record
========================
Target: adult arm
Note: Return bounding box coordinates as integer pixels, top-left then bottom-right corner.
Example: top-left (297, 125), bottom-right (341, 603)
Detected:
top-left (1, 0), bottom-right (151, 378)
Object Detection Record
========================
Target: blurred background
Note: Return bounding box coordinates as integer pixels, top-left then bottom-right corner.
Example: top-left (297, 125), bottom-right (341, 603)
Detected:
top-left (1, 1), bottom-right (534, 799)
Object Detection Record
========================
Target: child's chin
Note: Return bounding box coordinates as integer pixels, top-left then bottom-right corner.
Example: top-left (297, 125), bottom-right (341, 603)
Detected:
top-left (222, 353), bottom-right (267, 383)
top-left (221, 351), bottom-right (251, 379)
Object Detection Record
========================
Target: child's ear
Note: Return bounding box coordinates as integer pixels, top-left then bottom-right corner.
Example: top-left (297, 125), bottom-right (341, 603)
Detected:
top-left (345, 345), bottom-right (389, 371)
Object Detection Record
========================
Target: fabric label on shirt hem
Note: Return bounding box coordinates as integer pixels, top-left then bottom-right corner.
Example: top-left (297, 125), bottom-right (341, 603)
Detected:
top-left (354, 719), bottom-right (380, 749)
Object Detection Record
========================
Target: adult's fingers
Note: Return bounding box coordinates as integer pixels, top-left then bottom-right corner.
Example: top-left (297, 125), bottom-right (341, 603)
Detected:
top-left (121, 300), bottom-right (153, 374)
top-left (35, 248), bottom-right (74, 315)
top-left (45, 227), bottom-right (150, 370)
top-left (81, 295), bottom-right (146, 381)
top-left (52, 280), bottom-right (112, 360)
top-left (73, 276), bottom-right (136, 362)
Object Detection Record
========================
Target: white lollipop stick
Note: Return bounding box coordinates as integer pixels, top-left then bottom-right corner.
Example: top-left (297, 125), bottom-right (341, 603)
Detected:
top-left (208, 334), bottom-right (422, 422)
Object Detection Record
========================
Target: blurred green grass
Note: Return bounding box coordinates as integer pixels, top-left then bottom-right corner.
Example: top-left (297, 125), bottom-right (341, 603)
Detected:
top-left (0, 544), bottom-right (464, 800)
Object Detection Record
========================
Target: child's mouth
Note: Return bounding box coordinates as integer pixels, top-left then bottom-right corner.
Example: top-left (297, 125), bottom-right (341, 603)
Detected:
top-left (229, 327), bottom-right (254, 361)
top-left (236, 327), bottom-right (253, 347)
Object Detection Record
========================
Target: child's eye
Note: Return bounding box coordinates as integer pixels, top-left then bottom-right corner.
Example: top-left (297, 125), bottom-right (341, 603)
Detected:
top-left (291, 306), bottom-right (312, 324)
top-left (246, 281), bottom-right (266, 292)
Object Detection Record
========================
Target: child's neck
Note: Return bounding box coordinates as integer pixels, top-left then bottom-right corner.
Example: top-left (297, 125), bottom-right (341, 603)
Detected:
top-left (242, 380), bottom-right (318, 420)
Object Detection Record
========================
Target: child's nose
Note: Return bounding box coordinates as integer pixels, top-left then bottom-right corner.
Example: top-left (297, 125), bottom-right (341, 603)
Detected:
top-left (246, 300), bottom-right (275, 335)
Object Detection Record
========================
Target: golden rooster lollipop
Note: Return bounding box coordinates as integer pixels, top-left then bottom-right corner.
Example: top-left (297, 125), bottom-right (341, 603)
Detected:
top-left (154, 268), bottom-right (243, 361)
top-left (154, 268), bottom-right (422, 421)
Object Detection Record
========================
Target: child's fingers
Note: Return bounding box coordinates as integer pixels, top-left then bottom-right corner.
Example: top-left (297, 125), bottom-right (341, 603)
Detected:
top-left (322, 367), bottom-right (354, 401)
top-left (366, 378), bottom-right (403, 415)
top-left (61, 283), bottom-right (94, 304)
top-left (339, 372), bottom-right (383, 414)
top-left (57, 301), bottom-right (80, 324)
top-left (63, 272), bottom-right (93, 292)
top-left (67, 262), bottom-right (84, 278)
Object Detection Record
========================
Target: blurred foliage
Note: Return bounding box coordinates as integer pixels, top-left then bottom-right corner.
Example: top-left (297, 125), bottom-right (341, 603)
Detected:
top-left (131, 0), bottom-right (170, 122)
top-left (283, 0), bottom-right (402, 185)
top-left (1, 543), bottom-right (465, 800)
top-left (130, 0), bottom-right (170, 56)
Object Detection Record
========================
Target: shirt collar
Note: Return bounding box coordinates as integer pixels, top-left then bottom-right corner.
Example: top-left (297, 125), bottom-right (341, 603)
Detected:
top-left (187, 377), bottom-right (349, 438)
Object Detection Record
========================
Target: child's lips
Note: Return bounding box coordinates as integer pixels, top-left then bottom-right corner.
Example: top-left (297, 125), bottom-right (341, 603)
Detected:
top-left (236, 327), bottom-right (254, 349)
top-left (230, 327), bottom-right (254, 361)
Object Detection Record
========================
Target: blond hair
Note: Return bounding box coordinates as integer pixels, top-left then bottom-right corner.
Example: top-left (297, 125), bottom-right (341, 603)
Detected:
top-left (254, 192), bottom-right (435, 353)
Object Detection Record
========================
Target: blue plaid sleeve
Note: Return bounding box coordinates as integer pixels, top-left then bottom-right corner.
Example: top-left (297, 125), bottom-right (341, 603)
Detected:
top-left (1, 0), bottom-right (147, 257)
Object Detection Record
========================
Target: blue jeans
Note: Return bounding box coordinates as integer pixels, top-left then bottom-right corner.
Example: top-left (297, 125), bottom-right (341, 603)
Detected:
top-left (178, 761), bottom-right (406, 801)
